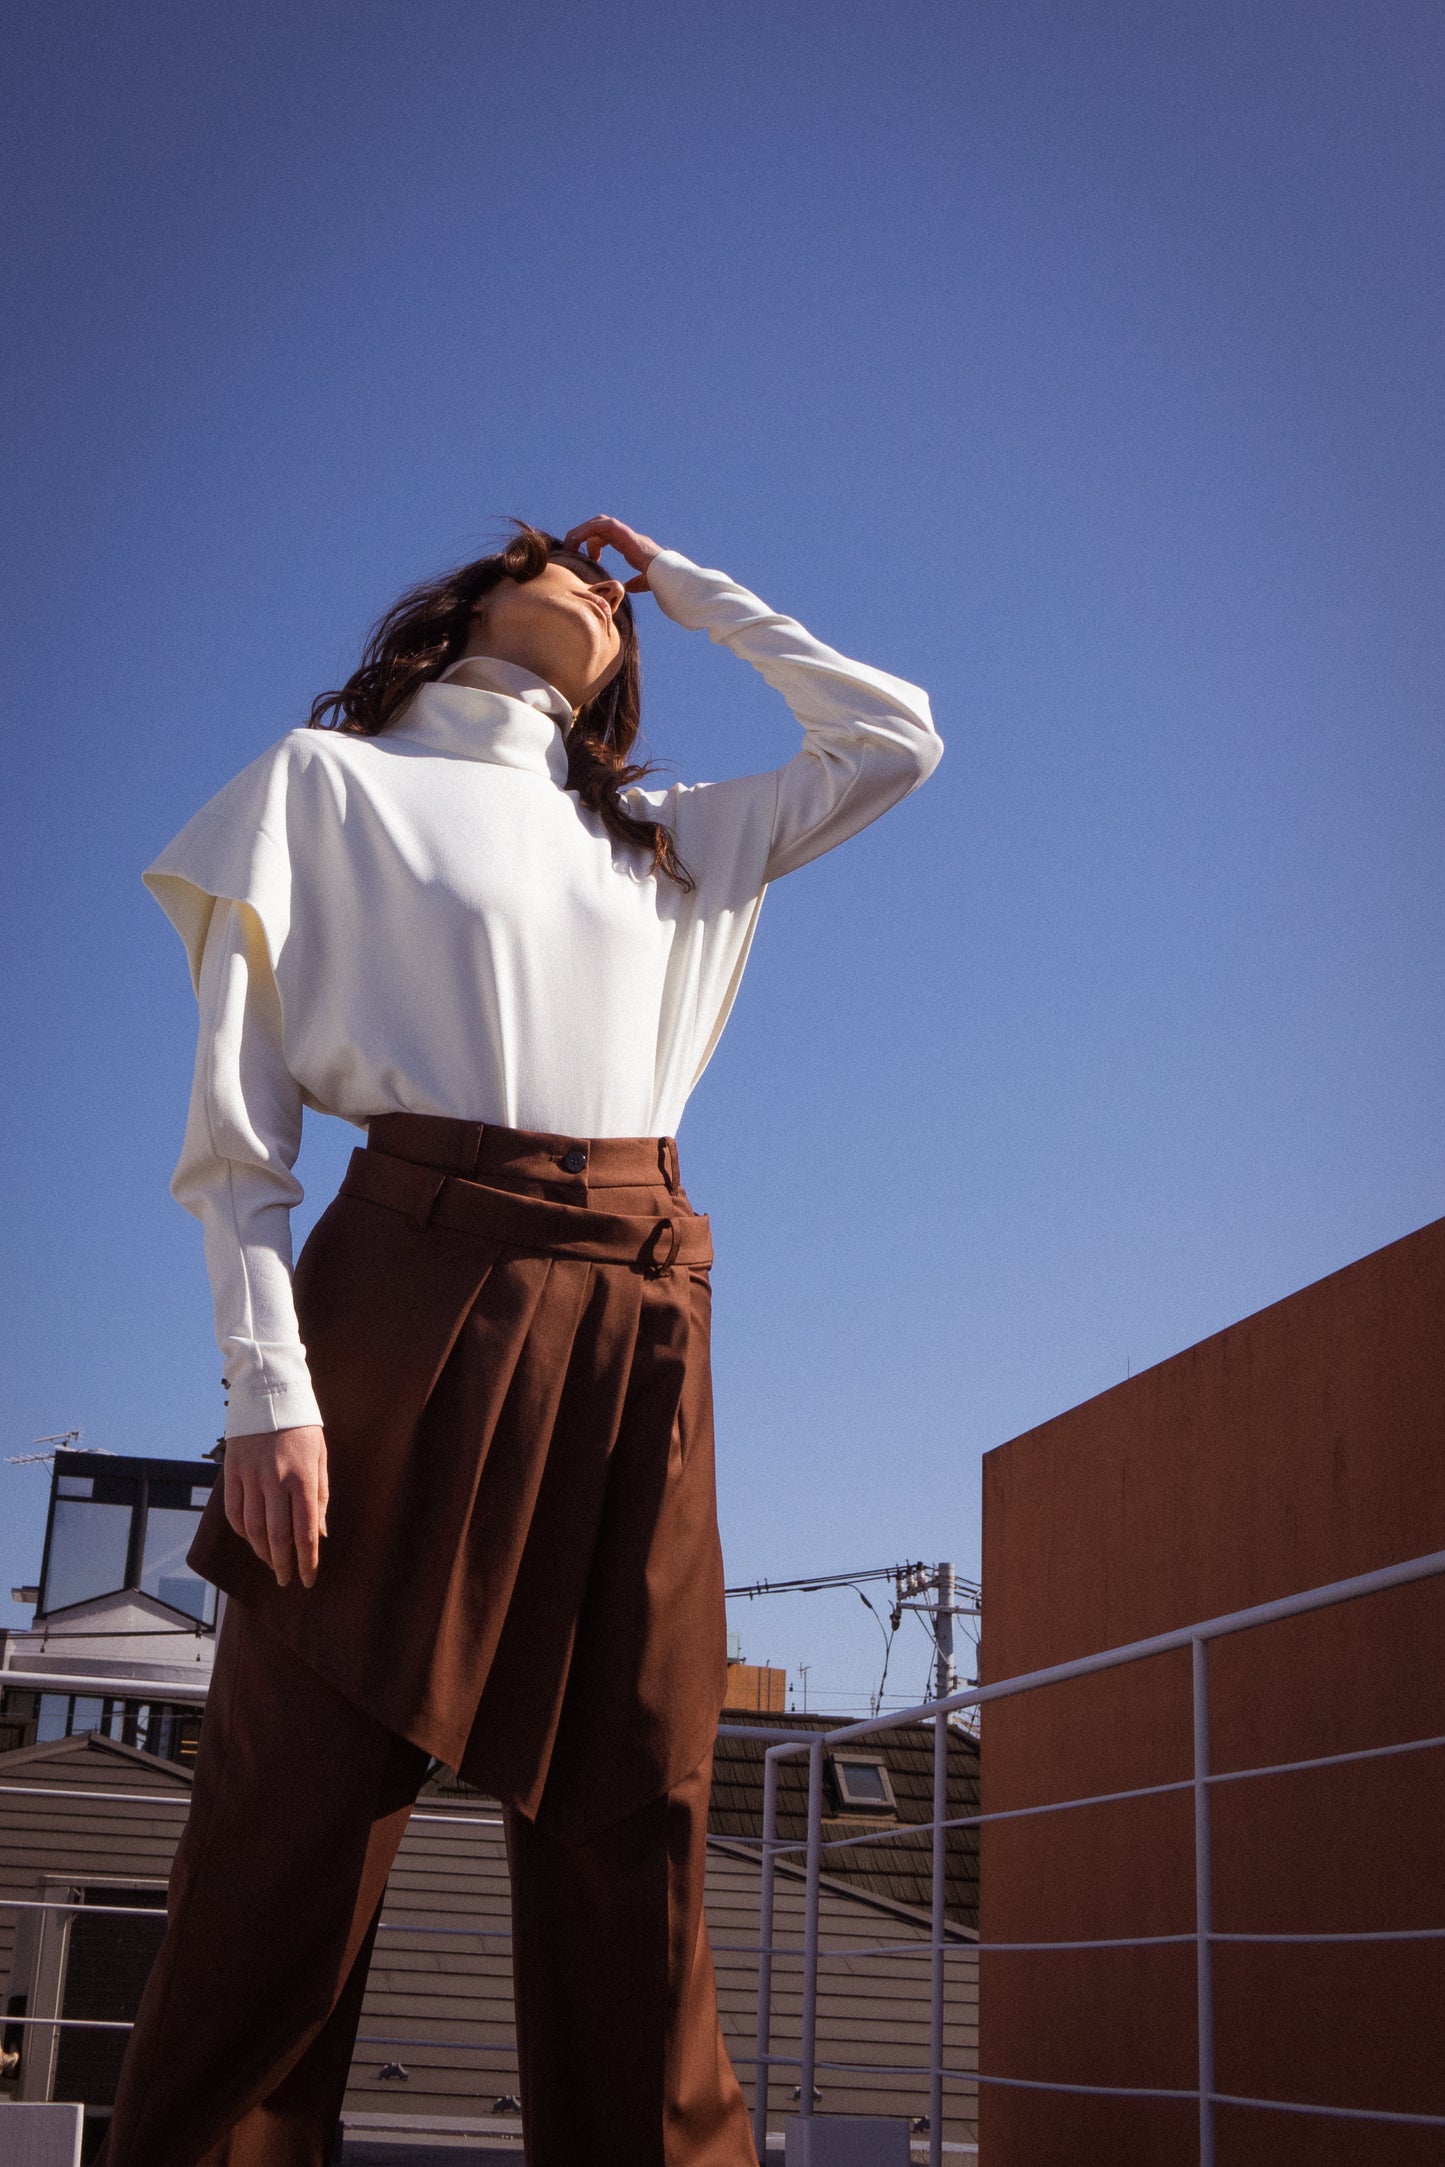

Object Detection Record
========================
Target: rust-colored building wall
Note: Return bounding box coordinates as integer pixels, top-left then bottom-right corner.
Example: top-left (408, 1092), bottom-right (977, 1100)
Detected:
top-left (721, 1661), bottom-right (787, 1713)
top-left (978, 1215), bottom-right (1445, 2166)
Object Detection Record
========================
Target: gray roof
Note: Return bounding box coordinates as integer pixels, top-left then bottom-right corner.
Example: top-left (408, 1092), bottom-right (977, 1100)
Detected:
top-left (710, 1713), bottom-right (980, 1932)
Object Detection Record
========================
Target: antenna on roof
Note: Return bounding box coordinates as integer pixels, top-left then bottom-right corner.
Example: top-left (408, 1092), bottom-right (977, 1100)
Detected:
top-left (6, 1429), bottom-right (88, 1466)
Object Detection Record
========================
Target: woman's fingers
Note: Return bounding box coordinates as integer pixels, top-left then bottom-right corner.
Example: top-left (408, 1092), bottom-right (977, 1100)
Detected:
top-left (242, 1469), bottom-right (275, 1575)
top-left (562, 515), bottom-right (663, 586)
top-left (562, 518), bottom-right (615, 561)
top-left (263, 1477), bottom-right (296, 1586)
top-left (562, 515), bottom-right (614, 555)
top-left (291, 1476), bottom-right (323, 1589)
top-left (220, 1426), bottom-right (328, 1587)
top-left (224, 1454), bottom-right (247, 1541)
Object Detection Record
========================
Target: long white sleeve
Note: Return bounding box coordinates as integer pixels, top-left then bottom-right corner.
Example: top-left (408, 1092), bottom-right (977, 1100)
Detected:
top-left (171, 897), bottom-right (321, 1438)
top-left (646, 552), bottom-right (942, 879)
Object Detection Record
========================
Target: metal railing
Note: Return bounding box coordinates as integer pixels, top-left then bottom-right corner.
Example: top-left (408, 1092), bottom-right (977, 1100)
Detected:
top-left (725, 1545), bottom-right (1445, 2167)
top-left (4, 1550), bottom-right (1443, 2164)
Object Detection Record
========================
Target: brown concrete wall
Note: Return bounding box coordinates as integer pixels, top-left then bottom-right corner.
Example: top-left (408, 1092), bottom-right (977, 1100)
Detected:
top-left (978, 1215), bottom-right (1445, 2166)
top-left (721, 1662), bottom-right (787, 1712)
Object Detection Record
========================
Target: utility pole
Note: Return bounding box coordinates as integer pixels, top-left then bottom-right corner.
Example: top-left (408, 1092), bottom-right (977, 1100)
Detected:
top-left (725, 1558), bottom-right (981, 1715)
top-left (933, 1560), bottom-right (957, 1702)
top-left (892, 1560), bottom-right (977, 1703)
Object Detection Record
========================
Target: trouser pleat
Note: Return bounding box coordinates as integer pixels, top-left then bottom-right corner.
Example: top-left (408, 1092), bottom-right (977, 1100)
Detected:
top-left (447, 1258), bottom-right (645, 1809)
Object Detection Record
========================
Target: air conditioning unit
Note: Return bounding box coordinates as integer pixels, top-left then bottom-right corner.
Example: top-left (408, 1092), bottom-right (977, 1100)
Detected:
top-left (7, 1876), bottom-right (167, 2149)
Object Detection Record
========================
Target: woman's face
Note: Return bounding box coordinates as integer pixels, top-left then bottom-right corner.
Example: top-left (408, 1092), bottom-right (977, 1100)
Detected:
top-left (463, 554), bottom-right (627, 710)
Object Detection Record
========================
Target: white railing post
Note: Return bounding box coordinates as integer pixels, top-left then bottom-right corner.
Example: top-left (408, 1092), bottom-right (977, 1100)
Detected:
top-left (753, 1746), bottom-right (782, 2161)
top-left (799, 1737), bottom-right (824, 2123)
top-left (929, 1706), bottom-right (948, 2167)
top-left (1192, 1635), bottom-right (1216, 2167)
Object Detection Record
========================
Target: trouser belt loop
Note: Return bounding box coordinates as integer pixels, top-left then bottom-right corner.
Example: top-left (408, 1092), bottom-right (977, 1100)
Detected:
top-left (659, 1137), bottom-right (680, 1193)
top-left (642, 1217), bottom-right (680, 1277)
top-left (413, 1173), bottom-right (447, 1230)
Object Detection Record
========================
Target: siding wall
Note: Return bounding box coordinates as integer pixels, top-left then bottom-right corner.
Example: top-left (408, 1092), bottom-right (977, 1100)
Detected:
top-left (2, 1740), bottom-right (979, 2151)
top-left (0, 1732), bottom-right (191, 2140)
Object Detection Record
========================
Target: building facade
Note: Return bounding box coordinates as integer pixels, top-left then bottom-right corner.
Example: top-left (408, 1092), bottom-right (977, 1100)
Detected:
top-left (2, 1450), bottom-right (220, 1765)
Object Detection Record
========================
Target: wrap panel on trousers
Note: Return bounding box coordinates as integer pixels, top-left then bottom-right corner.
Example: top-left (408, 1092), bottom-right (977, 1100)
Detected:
top-left (188, 1114), bottom-right (730, 1836)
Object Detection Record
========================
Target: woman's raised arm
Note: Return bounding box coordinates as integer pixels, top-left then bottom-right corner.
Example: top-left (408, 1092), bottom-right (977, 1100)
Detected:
top-left (564, 515), bottom-right (941, 880)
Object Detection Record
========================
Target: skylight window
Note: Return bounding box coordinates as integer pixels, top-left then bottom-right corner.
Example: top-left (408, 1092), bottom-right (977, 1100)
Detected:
top-left (827, 1754), bottom-right (898, 1814)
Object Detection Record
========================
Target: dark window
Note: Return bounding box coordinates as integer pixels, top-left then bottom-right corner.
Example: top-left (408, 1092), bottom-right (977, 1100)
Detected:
top-left (39, 1461), bottom-right (217, 1624)
top-left (36, 1694), bottom-right (70, 1744)
top-left (139, 1507), bottom-right (214, 1624)
top-left (40, 1501), bottom-right (132, 1613)
top-left (33, 1695), bottom-right (202, 1765)
top-left (52, 1887), bottom-right (167, 2111)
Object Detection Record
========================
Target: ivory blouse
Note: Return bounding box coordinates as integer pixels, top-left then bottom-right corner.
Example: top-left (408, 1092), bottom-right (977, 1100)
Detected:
top-left (145, 549), bottom-right (942, 1436)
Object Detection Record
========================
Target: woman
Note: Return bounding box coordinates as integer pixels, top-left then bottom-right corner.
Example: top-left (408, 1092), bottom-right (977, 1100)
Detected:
top-left (111, 514), bottom-right (941, 2167)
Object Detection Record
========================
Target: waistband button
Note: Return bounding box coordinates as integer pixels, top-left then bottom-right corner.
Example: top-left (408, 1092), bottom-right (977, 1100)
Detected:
top-left (561, 1148), bottom-right (587, 1174)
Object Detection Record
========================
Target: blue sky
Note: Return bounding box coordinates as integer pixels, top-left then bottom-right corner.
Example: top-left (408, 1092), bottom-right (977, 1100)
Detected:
top-left (4, 1), bottom-right (1441, 1713)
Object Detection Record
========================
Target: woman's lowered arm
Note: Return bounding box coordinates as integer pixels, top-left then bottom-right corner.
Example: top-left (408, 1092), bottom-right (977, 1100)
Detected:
top-left (172, 897), bottom-right (328, 1586)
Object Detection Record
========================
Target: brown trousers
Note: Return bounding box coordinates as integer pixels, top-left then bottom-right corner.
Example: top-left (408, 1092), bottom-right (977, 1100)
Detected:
top-left (98, 1117), bottom-right (757, 2167)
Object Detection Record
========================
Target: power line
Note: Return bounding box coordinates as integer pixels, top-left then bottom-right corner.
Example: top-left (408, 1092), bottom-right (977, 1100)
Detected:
top-left (725, 1561), bottom-right (978, 1602)
top-left (725, 1558), bottom-right (982, 1714)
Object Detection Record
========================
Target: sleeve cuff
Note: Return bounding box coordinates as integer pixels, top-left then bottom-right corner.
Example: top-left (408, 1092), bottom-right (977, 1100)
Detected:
top-left (224, 1371), bottom-right (324, 1439)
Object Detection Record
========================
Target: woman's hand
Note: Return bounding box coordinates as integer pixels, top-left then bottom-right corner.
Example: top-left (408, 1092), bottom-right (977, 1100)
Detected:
top-left (223, 1425), bottom-right (329, 1589)
top-left (562, 515), bottom-right (663, 593)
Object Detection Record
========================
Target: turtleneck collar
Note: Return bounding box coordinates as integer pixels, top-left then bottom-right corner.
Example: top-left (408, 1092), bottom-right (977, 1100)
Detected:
top-left (391, 656), bottom-right (574, 785)
top-left (438, 653), bottom-right (574, 719)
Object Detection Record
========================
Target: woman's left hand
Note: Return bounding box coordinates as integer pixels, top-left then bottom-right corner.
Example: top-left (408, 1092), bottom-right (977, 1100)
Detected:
top-left (562, 515), bottom-right (663, 593)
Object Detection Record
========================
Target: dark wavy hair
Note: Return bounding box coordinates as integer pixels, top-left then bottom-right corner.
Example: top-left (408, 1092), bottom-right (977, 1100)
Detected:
top-left (308, 525), bottom-right (692, 889)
